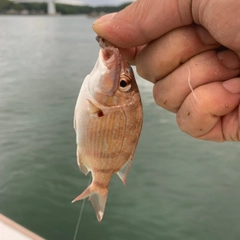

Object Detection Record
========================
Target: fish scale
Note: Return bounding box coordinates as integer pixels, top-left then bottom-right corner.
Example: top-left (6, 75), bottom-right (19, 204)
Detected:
top-left (92, 111), bottom-right (124, 162)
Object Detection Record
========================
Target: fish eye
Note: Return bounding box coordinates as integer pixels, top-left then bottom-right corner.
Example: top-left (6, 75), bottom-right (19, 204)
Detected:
top-left (120, 80), bottom-right (128, 88)
top-left (118, 78), bottom-right (131, 92)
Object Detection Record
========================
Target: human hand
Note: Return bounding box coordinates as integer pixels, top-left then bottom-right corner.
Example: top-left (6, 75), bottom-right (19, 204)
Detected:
top-left (93, 0), bottom-right (240, 142)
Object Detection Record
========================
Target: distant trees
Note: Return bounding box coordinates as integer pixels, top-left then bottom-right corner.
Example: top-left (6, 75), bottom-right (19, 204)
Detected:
top-left (0, 0), bottom-right (131, 15)
top-left (0, 0), bottom-right (47, 13)
top-left (55, 4), bottom-right (93, 15)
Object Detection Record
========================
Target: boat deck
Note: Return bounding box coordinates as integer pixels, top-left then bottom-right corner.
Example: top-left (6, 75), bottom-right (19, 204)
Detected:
top-left (0, 214), bottom-right (44, 240)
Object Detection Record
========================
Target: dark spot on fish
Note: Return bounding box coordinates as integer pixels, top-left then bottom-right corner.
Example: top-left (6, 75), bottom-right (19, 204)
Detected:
top-left (199, 128), bottom-right (203, 131)
top-left (186, 112), bottom-right (190, 115)
top-left (164, 100), bottom-right (167, 105)
top-left (97, 110), bottom-right (104, 117)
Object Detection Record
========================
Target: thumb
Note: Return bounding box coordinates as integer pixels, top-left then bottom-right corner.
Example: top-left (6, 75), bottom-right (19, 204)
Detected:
top-left (92, 0), bottom-right (192, 48)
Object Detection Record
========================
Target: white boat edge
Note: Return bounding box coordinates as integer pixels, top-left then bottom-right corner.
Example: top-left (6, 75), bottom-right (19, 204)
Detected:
top-left (0, 213), bottom-right (45, 240)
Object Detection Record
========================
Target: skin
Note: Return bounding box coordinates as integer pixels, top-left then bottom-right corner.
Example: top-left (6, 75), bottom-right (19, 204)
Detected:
top-left (92, 0), bottom-right (240, 142)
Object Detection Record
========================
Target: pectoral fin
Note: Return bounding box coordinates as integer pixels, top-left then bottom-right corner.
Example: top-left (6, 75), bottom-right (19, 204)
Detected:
top-left (86, 99), bottom-right (104, 118)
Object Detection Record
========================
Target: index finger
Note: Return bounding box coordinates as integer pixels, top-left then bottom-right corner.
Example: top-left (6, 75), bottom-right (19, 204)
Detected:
top-left (92, 0), bottom-right (192, 48)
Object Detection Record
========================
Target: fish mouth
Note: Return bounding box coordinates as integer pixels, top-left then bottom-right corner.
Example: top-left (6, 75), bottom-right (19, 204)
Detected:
top-left (99, 47), bottom-right (121, 97)
top-left (97, 36), bottom-right (119, 68)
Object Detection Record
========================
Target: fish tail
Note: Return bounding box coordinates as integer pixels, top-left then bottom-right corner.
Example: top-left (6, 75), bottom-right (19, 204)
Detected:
top-left (72, 182), bottom-right (108, 222)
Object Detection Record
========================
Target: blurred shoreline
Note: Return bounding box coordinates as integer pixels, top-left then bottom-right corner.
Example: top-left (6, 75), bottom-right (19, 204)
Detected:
top-left (0, 0), bottom-right (131, 16)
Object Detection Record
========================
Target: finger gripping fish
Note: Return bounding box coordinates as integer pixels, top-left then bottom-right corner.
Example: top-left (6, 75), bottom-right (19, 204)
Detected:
top-left (73, 37), bottom-right (143, 222)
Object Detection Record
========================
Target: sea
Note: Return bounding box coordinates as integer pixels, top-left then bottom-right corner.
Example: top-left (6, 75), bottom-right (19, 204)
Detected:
top-left (1, 15), bottom-right (240, 240)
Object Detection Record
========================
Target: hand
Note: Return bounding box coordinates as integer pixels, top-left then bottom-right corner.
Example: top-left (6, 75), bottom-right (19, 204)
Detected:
top-left (93, 0), bottom-right (240, 142)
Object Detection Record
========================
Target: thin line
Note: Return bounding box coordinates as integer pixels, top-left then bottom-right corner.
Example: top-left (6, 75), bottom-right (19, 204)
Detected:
top-left (73, 176), bottom-right (91, 240)
top-left (187, 68), bottom-right (200, 104)
top-left (187, 67), bottom-right (208, 114)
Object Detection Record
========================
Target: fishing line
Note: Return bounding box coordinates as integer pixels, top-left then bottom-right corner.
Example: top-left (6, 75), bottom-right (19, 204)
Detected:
top-left (187, 67), bottom-right (208, 114)
top-left (187, 67), bottom-right (201, 104)
top-left (73, 175), bottom-right (92, 240)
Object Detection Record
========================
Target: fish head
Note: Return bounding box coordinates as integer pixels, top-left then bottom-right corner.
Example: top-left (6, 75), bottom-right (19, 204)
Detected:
top-left (88, 46), bottom-right (140, 107)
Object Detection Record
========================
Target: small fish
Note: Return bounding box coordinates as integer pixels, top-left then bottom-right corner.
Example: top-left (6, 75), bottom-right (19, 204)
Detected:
top-left (72, 37), bottom-right (143, 222)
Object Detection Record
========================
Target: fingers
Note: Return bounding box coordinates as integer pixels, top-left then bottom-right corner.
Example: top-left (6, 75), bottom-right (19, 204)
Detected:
top-left (135, 25), bottom-right (219, 82)
top-left (92, 0), bottom-right (240, 142)
top-left (192, 0), bottom-right (240, 53)
top-left (93, 0), bottom-right (192, 48)
top-left (93, 0), bottom-right (240, 54)
top-left (153, 50), bottom-right (240, 112)
top-left (176, 79), bottom-right (240, 141)
top-left (116, 46), bottom-right (145, 65)
top-left (153, 49), bottom-right (240, 142)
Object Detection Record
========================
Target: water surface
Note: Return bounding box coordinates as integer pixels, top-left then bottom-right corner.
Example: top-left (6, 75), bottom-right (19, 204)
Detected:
top-left (1, 16), bottom-right (240, 240)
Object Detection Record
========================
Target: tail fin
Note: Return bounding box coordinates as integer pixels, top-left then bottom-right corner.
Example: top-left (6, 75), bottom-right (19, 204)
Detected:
top-left (72, 183), bottom-right (108, 222)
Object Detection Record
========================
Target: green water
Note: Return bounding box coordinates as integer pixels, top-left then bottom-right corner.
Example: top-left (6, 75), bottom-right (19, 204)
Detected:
top-left (1, 16), bottom-right (240, 240)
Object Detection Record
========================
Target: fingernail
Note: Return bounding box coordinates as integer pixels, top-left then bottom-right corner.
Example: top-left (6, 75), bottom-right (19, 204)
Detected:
top-left (217, 50), bottom-right (240, 69)
top-left (93, 12), bottom-right (117, 25)
top-left (223, 78), bottom-right (240, 94)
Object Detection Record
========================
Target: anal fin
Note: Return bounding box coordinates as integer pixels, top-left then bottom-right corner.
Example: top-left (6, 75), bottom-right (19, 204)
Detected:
top-left (116, 160), bottom-right (131, 185)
